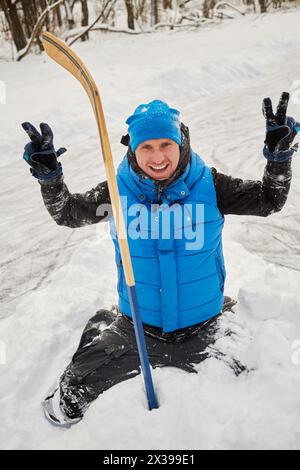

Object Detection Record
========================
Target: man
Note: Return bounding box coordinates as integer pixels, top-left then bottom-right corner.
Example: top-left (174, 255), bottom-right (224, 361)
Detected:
top-left (22, 95), bottom-right (299, 424)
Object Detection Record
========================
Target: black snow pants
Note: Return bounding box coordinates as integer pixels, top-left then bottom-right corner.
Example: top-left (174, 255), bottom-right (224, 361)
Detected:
top-left (59, 298), bottom-right (243, 419)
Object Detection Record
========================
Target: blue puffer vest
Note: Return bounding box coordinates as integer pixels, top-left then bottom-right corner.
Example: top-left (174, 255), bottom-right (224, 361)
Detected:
top-left (109, 151), bottom-right (226, 332)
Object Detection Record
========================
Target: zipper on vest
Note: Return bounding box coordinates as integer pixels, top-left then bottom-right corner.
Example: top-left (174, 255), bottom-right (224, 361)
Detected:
top-left (157, 184), bottom-right (163, 204)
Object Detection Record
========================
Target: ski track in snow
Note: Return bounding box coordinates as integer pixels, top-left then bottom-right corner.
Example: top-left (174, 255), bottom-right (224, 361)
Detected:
top-left (1, 9), bottom-right (300, 449)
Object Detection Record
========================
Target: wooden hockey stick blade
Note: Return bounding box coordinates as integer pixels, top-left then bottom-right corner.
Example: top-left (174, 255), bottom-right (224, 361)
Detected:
top-left (41, 32), bottom-right (134, 286)
top-left (42, 32), bottom-right (100, 131)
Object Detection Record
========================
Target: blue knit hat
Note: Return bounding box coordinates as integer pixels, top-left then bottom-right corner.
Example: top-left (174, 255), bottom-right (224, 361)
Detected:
top-left (126, 100), bottom-right (182, 153)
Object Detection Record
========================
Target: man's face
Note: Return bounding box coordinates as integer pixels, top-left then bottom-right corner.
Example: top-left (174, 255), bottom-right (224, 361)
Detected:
top-left (135, 138), bottom-right (180, 181)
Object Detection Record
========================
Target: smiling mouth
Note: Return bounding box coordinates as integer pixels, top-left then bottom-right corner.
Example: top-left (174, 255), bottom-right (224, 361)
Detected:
top-left (149, 163), bottom-right (169, 172)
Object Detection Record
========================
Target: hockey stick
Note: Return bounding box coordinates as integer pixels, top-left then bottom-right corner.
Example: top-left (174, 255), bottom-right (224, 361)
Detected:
top-left (41, 32), bottom-right (158, 410)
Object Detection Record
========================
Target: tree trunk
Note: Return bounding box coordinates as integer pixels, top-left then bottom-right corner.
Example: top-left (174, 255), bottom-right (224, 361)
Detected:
top-left (163, 0), bottom-right (172, 8)
top-left (56, 5), bottom-right (63, 27)
top-left (21, 0), bottom-right (38, 37)
top-left (23, 0), bottom-right (43, 52)
top-left (153, 0), bottom-right (159, 24)
top-left (81, 0), bottom-right (89, 41)
top-left (124, 0), bottom-right (135, 30)
top-left (64, 0), bottom-right (75, 28)
top-left (202, 0), bottom-right (217, 18)
top-left (39, 0), bottom-right (50, 31)
top-left (2, 0), bottom-right (27, 51)
top-left (258, 0), bottom-right (268, 12)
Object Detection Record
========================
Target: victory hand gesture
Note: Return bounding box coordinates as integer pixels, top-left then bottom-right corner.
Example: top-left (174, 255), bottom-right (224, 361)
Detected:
top-left (262, 92), bottom-right (300, 162)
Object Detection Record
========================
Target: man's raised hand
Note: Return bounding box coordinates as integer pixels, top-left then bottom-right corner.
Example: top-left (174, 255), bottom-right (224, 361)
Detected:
top-left (22, 122), bottom-right (66, 181)
top-left (262, 92), bottom-right (300, 161)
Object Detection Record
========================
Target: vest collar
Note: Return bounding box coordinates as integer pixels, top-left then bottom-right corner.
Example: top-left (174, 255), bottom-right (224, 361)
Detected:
top-left (117, 151), bottom-right (205, 205)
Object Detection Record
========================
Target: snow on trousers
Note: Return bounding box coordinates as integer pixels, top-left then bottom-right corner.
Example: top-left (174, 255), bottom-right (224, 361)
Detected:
top-left (59, 307), bottom-right (233, 420)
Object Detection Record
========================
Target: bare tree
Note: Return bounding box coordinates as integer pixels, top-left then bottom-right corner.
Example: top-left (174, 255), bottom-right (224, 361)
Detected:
top-left (150, 0), bottom-right (161, 25)
top-left (133, 0), bottom-right (148, 27)
top-left (258, 0), bottom-right (268, 12)
top-left (81, 0), bottom-right (89, 41)
top-left (55, 3), bottom-right (63, 27)
top-left (67, 0), bottom-right (115, 45)
top-left (153, 0), bottom-right (160, 24)
top-left (64, 0), bottom-right (75, 28)
top-left (21, 0), bottom-right (37, 38)
top-left (124, 0), bottom-right (135, 29)
top-left (17, 0), bottom-right (65, 61)
top-left (202, 0), bottom-right (217, 18)
top-left (2, 0), bottom-right (27, 51)
top-left (163, 0), bottom-right (172, 8)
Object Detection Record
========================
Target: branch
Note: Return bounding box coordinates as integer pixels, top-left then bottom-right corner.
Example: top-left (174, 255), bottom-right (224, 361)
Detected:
top-left (214, 2), bottom-right (245, 15)
top-left (70, 0), bottom-right (81, 11)
top-left (178, 0), bottom-right (193, 7)
top-left (16, 0), bottom-right (65, 61)
top-left (64, 23), bottom-right (145, 39)
top-left (67, 0), bottom-right (114, 46)
top-left (153, 19), bottom-right (215, 29)
top-left (265, 1), bottom-right (273, 10)
top-left (212, 10), bottom-right (234, 19)
top-left (63, 20), bottom-right (211, 38)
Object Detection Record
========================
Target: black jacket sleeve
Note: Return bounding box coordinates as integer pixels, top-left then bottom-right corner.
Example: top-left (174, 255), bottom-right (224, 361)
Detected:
top-left (40, 158), bottom-right (292, 227)
top-left (40, 177), bottom-right (112, 228)
top-left (212, 160), bottom-right (292, 216)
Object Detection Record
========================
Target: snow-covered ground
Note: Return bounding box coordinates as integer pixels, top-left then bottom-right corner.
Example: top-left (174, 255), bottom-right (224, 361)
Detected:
top-left (1, 8), bottom-right (300, 450)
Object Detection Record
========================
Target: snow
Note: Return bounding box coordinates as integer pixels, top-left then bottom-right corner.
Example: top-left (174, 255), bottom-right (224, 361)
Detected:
top-left (1, 8), bottom-right (300, 450)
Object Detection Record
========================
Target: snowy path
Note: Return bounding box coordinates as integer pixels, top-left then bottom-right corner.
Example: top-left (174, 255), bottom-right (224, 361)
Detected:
top-left (1, 9), bottom-right (300, 449)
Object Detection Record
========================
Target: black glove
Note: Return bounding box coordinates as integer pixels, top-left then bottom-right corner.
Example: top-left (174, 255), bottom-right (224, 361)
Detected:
top-left (22, 122), bottom-right (66, 181)
top-left (262, 92), bottom-right (300, 162)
